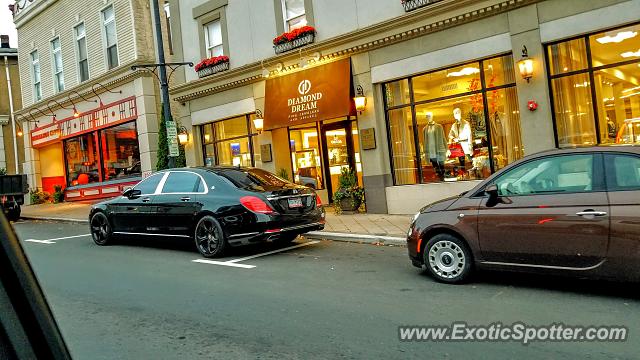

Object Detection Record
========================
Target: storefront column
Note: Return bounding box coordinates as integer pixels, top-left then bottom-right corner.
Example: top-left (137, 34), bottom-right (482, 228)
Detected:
top-left (22, 121), bottom-right (41, 204)
top-left (135, 76), bottom-right (159, 176)
top-left (508, 5), bottom-right (555, 154)
top-left (352, 53), bottom-right (391, 214)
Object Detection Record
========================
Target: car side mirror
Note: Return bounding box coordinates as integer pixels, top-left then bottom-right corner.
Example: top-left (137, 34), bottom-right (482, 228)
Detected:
top-left (485, 184), bottom-right (499, 199)
top-left (123, 188), bottom-right (141, 199)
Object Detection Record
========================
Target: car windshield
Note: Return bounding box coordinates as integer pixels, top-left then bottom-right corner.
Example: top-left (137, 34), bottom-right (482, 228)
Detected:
top-left (215, 168), bottom-right (289, 191)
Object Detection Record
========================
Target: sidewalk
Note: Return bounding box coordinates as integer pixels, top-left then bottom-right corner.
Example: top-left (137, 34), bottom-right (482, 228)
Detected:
top-left (20, 202), bottom-right (410, 245)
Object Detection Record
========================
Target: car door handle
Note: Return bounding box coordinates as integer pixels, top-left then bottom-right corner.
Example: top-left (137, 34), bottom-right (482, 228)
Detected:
top-left (180, 197), bottom-right (191, 202)
top-left (576, 210), bottom-right (607, 217)
top-left (142, 198), bottom-right (151, 203)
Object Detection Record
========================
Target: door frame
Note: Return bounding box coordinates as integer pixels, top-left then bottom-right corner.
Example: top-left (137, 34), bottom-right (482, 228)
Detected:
top-left (320, 119), bottom-right (356, 201)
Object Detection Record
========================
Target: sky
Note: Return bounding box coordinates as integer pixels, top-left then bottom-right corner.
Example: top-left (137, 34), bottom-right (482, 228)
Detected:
top-left (0, 0), bottom-right (18, 48)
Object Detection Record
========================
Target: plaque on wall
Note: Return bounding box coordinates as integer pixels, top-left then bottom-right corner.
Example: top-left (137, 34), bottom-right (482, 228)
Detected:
top-left (260, 144), bottom-right (273, 162)
top-left (360, 128), bottom-right (376, 150)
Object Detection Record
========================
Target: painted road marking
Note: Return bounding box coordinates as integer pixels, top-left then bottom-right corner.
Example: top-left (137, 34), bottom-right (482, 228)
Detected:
top-left (227, 241), bottom-right (321, 263)
top-left (192, 260), bottom-right (256, 269)
top-left (24, 234), bottom-right (91, 244)
top-left (192, 240), bottom-right (322, 269)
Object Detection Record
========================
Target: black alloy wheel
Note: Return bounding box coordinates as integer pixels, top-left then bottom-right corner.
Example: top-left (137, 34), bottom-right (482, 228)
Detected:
top-left (91, 212), bottom-right (113, 246)
top-left (195, 216), bottom-right (227, 258)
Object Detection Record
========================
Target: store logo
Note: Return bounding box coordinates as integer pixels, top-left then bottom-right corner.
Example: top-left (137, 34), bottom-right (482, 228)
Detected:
top-left (298, 80), bottom-right (312, 95)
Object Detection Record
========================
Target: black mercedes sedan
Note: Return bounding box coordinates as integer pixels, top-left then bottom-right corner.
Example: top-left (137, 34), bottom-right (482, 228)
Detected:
top-left (89, 167), bottom-right (325, 257)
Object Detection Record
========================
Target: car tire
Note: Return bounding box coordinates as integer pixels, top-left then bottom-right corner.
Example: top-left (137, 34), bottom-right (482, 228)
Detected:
top-left (90, 212), bottom-right (113, 246)
top-left (423, 233), bottom-right (473, 284)
top-left (194, 215), bottom-right (227, 258)
top-left (274, 233), bottom-right (298, 244)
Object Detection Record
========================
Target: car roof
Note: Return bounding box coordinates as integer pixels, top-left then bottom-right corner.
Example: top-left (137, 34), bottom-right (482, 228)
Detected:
top-left (526, 145), bottom-right (640, 158)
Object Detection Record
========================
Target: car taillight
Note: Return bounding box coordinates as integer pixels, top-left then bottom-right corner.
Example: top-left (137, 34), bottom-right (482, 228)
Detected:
top-left (316, 194), bottom-right (322, 207)
top-left (240, 196), bottom-right (276, 214)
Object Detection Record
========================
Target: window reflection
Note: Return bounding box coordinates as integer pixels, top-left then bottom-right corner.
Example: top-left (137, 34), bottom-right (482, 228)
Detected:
top-left (100, 122), bottom-right (141, 181)
top-left (199, 114), bottom-right (255, 167)
top-left (595, 64), bottom-right (640, 145)
top-left (65, 134), bottom-right (99, 187)
top-left (388, 107), bottom-right (418, 185)
top-left (551, 73), bottom-right (597, 147)
top-left (289, 126), bottom-right (324, 189)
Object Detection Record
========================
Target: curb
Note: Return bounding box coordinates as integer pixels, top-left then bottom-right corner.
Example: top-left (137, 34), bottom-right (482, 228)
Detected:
top-left (20, 216), bottom-right (89, 224)
top-left (18, 216), bottom-right (407, 247)
top-left (305, 231), bottom-right (406, 247)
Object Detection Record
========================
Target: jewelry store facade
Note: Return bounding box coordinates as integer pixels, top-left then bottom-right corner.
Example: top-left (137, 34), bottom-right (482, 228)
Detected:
top-left (171, 0), bottom-right (640, 214)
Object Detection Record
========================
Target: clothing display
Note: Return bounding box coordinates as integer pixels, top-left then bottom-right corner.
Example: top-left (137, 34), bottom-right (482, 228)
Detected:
top-left (422, 122), bottom-right (447, 162)
top-left (448, 119), bottom-right (472, 156)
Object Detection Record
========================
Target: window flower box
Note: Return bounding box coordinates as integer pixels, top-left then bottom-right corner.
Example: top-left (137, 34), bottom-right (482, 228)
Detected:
top-left (273, 26), bottom-right (316, 54)
top-left (195, 56), bottom-right (230, 78)
top-left (401, 0), bottom-right (444, 12)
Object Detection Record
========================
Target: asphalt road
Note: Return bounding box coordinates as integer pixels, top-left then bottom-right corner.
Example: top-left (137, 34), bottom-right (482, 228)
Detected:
top-left (11, 220), bottom-right (640, 359)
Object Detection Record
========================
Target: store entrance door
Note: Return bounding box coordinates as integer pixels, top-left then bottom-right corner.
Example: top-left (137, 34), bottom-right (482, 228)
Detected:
top-left (321, 120), bottom-right (363, 202)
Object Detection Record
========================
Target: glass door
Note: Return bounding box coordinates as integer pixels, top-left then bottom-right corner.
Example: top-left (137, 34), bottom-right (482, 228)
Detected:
top-left (321, 120), bottom-right (361, 201)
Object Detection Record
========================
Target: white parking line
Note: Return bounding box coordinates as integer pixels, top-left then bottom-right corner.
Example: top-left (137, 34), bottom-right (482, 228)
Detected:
top-left (193, 240), bottom-right (322, 269)
top-left (227, 241), bottom-right (321, 263)
top-left (24, 234), bottom-right (91, 244)
top-left (192, 260), bottom-right (256, 269)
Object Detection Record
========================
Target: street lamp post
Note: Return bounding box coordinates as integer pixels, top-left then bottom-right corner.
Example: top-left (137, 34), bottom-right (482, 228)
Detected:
top-left (132, 0), bottom-right (192, 169)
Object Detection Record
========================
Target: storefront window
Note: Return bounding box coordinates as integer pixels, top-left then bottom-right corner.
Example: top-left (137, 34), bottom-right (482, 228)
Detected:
top-left (384, 79), bottom-right (411, 108)
top-left (64, 121), bottom-right (141, 187)
top-left (289, 126), bottom-right (324, 189)
top-left (65, 133), bottom-right (99, 186)
top-left (384, 54), bottom-right (523, 185)
top-left (387, 107), bottom-right (418, 185)
top-left (200, 114), bottom-right (256, 167)
top-left (547, 37), bottom-right (589, 75)
top-left (547, 23), bottom-right (640, 147)
top-left (100, 122), bottom-right (141, 181)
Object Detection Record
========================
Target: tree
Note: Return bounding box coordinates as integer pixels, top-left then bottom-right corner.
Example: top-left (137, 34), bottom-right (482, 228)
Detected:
top-left (156, 107), bottom-right (186, 171)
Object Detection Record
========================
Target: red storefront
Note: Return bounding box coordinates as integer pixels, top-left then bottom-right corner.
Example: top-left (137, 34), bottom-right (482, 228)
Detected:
top-left (30, 97), bottom-right (142, 201)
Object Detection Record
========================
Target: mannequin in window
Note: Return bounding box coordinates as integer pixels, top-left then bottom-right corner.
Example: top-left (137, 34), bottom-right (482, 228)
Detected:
top-left (422, 112), bottom-right (446, 180)
top-left (448, 107), bottom-right (472, 168)
top-left (607, 116), bottom-right (617, 140)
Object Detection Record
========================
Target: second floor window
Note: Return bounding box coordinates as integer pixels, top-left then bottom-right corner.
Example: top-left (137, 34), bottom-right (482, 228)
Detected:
top-left (75, 23), bottom-right (89, 82)
top-left (282, 0), bottom-right (306, 31)
top-left (30, 50), bottom-right (42, 102)
top-left (204, 20), bottom-right (223, 57)
top-left (102, 5), bottom-right (119, 69)
top-left (51, 37), bottom-right (64, 92)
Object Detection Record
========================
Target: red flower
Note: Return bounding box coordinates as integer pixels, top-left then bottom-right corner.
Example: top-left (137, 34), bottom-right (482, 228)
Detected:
top-left (194, 55), bottom-right (230, 72)
top-left (273, 26), bottom-right (316, 45)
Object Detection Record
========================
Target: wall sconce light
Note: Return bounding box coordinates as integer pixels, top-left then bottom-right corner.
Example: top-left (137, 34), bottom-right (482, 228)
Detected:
top-left (517, 45), bottom-right (534, 83)
top-left (253, 110), bottom-right (264, 134)
top-left (354, 85), bottom-right (367, 114)
top-left (178, 126), bottom-right (189, 145)
top-left (15, 120), bottom-right (23, 137)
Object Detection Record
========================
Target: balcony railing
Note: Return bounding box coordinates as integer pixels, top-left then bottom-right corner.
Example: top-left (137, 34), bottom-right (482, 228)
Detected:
top-left (401, 0), bottom-right (445, 12)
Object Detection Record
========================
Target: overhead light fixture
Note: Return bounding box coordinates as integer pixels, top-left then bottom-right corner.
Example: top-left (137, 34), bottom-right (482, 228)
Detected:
top-left (446, 67), bottom-right (480, 77)
top-left (621, 49), bottom-right (640, 58)
top-left (517, 45), bottom-right (534, 83)
top-left (253, 110), bottom-right (264, 134)
top-left (596, 31), bottom-right (637, 44)
top-left (354, 85), bottom-right (366, 114)
top-left (177, 126), bottom-right (189, 144)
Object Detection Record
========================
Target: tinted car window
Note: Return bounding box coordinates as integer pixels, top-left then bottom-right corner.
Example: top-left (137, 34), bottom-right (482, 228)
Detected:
top-left (162, 172), bottom-right (202, 193)
top-left (494, 154), bottom-right (595, 196)
top-left (607, 154), bottom-right (640, 190)
top-left (215, 168), bottom-right (288, 191)
top-left (133, 173), bottom-right (163, 194)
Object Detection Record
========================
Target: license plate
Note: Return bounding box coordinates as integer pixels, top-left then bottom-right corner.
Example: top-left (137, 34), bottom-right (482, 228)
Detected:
top-left (288, 197), bottom-right (303, 208)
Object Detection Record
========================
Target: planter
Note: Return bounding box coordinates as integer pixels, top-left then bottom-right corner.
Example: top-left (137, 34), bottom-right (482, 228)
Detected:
top-left (402, 0), bottom-right (444, 12)
top-left (197, 61), bottom-right (230, 78)
top-left (338, 196), bottom-right (362, 213)
top-left (274, 33), bottom-right (315, 54)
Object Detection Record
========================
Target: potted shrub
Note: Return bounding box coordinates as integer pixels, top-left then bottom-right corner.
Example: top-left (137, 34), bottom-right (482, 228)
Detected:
top-left (332, 167), bottom-right (365, 213)
top-left (273, 26), bottom-right (316, 54)
top-left (53, 185), bottom-right (65, 203)
top-left (195, 55), bottom-right (230, 78)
